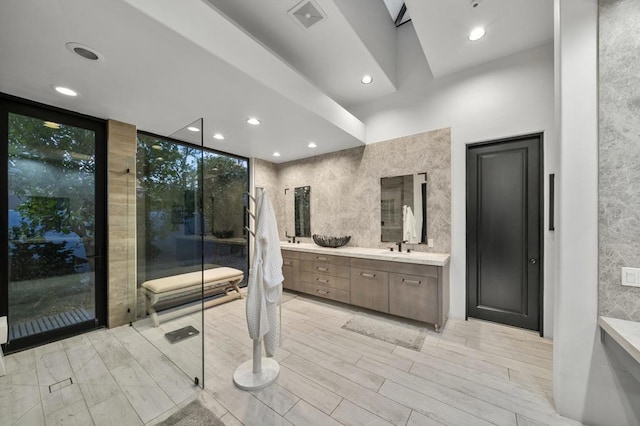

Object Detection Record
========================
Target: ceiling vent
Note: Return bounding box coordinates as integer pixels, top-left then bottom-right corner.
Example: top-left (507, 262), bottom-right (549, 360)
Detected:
top-left (288, 0), bottom-right (326, 30)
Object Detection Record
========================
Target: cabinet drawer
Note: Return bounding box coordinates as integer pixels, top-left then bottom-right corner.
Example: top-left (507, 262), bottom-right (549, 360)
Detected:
top-left (282, 258), bottom-right (301, 291)
top-left (389, 273), bottom-right (437, 324)
top-left (299, 281), bottom-right (350, 304)
top-left (299, 252), bottom-right (350, 266)
top-left (300, 260), bottom-right (350, 278)
top-left (350, 268), bottom-right (389, 312)
top-left (351, 257), bottom-right (438, 278)
top-left (300, 271), bottom-right (350, 291)
top-left (281, 249), bottom-right (301, 259)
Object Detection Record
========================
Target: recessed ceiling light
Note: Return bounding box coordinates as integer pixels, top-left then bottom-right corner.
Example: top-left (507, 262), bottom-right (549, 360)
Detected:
top-left (43, 121), bottom-right (60, 129)
top-left (213, 133), bottom-right (225, 140)
top-left (307, 142), bottom-right (317, 148)
top-left (151, 144), bottom-right (162, 150)
top-left (272, 152), bottom-right (281, 157)
top-left (53, 86), bottom-right (78, 97)
top-left (65, 42), bottom-right (102, 61)
top-left (361, 75), bottom-right (373, 84)
top-left (247, 118), bottom-right (261, 126)
top-left (469, 27), bottom-right (486, 41)
top-left (187, 126), bottom-right (200, 132)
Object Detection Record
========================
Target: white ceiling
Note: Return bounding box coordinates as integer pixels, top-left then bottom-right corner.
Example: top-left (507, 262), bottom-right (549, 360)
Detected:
top-left (205, 0), bottom-right (398, 107)
top-left (0, 0), bottom-right (553, 163)
top-left (406, 0), bottom-right (554, 78)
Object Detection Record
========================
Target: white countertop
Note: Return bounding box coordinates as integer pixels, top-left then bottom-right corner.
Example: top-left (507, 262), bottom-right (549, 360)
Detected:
top-left (598, 316), bottom-right (640, 364)
top-left (279, 242), bottom-right (450, 267)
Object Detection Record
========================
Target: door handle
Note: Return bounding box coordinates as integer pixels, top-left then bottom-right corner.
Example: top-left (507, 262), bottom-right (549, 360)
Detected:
top-left (529, 258), bottom-right (537, 264)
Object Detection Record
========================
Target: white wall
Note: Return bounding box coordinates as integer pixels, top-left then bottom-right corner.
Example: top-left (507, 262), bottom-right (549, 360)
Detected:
top-left (350, 24), bottom-right (556, 336)
top-left (553, 0), bottom-right (640, 423)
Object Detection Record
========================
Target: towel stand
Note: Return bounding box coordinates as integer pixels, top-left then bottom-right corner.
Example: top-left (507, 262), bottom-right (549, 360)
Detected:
top-left (234, 188), bottom-right (280, 390)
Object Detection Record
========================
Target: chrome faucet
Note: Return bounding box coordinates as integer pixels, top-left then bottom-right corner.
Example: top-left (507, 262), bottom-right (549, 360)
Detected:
top-left (396, 240), bottom-right (407, 252)
top-left (286, 232), bottom-right (296, 243)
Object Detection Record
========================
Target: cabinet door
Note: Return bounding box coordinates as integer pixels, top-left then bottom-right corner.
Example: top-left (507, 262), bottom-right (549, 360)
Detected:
top-left (389, 272), bottom-right (437, 323)
top-left (282, 258), bottom-right (300, 291)
top-left (350, 269), bottom-right (389, 312)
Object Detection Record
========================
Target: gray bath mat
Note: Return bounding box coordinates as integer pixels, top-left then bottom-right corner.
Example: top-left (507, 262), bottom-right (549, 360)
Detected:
top-left (165, 325), bottom-right (200, 344)
top-left (342, 314), bottom-right (428, 351)
top-left (157, 399), bottom-right (224, 426)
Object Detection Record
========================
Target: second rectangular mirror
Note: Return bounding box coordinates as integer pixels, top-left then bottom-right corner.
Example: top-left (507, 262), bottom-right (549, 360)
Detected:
top-left (381, 174), bottom-right (426, 243)
top-left (294, 186), bottom-right (311, 237)
top-left (285, 185), bottom-right (311, 238)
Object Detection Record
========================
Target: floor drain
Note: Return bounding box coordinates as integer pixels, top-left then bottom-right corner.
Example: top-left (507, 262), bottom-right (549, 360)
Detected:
top-left (165, 325), bottom-right (200, 344)
top-left (49, 378), bottom-right (73, 393)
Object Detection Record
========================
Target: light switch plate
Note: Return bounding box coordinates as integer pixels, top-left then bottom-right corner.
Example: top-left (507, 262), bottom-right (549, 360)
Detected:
top-left (428, 239), bottom-right (434, 248)
top-left (621, 267), bottom-right (640, 287)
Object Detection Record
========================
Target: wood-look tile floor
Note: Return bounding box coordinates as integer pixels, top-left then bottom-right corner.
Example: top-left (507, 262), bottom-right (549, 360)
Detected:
top-left (0, 291), bottom-right (582, 425)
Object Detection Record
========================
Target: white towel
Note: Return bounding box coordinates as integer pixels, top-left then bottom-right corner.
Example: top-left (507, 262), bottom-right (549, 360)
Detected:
top-left (246, 189), bottom-right (283, 357)
top-left (403, 205), bottom-right (419, 244)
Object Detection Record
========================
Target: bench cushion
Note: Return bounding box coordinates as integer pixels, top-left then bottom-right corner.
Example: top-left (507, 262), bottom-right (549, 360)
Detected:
top-left (143, 267), bottom-right (243, 294)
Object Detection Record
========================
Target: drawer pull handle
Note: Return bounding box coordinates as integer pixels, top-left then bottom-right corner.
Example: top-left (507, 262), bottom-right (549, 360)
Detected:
top-left (283, 261), bottom-right (293, 266)
top-left (402, 278), bottom-right (422, 285)
top-left (360, 273), bottom-right (376, 279)
top-left (316, 256), bottom-right (328, 261)
top-left (316, 278), bottom-right (330, 283)
top-left (316, 267), bottom-right (329, 272)
top-left (316, 289), bottom-right (329, 295)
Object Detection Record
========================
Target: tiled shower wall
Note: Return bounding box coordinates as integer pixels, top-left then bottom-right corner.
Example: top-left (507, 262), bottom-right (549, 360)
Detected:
top-left (107, 120), bottom-right (137, 327)
top-left (255, 128), bottom-right (451, 253)
top-left (599, 0), bottom-right (640, 320)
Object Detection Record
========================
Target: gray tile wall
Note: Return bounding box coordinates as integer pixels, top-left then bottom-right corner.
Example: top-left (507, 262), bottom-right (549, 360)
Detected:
top-left (599, 0), bottom-right (640, 320)
top-left (255, 128), bottom-right (451, 253)
top-left (254, 158), bottom-right (286, 238)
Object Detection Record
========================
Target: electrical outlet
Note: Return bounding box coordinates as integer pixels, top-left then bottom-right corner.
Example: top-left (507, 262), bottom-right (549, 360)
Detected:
top-left (428, 239), bottom-right (434, 248)
top-left (621, 267), bottom-right (640, 288)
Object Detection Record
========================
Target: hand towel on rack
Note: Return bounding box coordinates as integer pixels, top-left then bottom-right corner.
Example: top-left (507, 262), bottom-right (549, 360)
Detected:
top-left (246, 189), bottom-right (283, 357)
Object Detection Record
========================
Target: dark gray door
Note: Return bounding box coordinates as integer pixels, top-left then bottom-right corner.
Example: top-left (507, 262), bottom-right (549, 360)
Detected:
top-left (466, 134), bottom-right (542, 331)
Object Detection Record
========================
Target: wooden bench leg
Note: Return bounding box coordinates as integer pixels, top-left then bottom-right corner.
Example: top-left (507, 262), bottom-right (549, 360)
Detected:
top-left (0, 316), bottom-right (7, 376)
top-left (0, 349), bottom-right (5, 377)
top-left (145, 293), bottom-right (160, 327)
top-left (150, 307), bottom-right (160, 327)
top-left (233, 281), bottom-right (244, 299)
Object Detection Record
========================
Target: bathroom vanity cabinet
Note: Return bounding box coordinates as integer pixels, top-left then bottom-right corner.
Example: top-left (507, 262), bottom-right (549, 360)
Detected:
top-left (281, 244), bottom-right (450, 331)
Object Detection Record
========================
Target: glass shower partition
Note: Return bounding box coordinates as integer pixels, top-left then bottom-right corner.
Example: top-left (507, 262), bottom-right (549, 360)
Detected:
top-left (133, 119), bottom-right (205, 388)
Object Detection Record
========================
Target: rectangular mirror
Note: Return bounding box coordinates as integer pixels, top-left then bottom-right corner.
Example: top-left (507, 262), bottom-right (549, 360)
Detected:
top-left (381, 174), bottom-right (426, 243)
top-left (294, 186), bottom-right (311, 237)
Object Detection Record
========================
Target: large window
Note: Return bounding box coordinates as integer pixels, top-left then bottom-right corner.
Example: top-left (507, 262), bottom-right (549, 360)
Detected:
top-left (1, 96), bottom-right (107, 351)
top-left (136, 132), bottom-right (249, 314)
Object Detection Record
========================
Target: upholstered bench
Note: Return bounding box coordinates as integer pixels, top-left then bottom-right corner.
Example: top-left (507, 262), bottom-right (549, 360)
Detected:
top-left (142, 267), bottom-right (244, 327)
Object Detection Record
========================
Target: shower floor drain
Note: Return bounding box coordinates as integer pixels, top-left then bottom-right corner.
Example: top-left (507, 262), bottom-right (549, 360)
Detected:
top-left (165, 325), bottom-right (199, 343)
top-left (49, 378), bottom-right (73, 393)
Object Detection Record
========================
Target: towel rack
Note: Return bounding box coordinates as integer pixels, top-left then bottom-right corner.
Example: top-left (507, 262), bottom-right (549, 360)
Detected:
top-left (243, 189), bottom-right (261, 237)
top-left (234, 187), bottom-right (280, 391)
